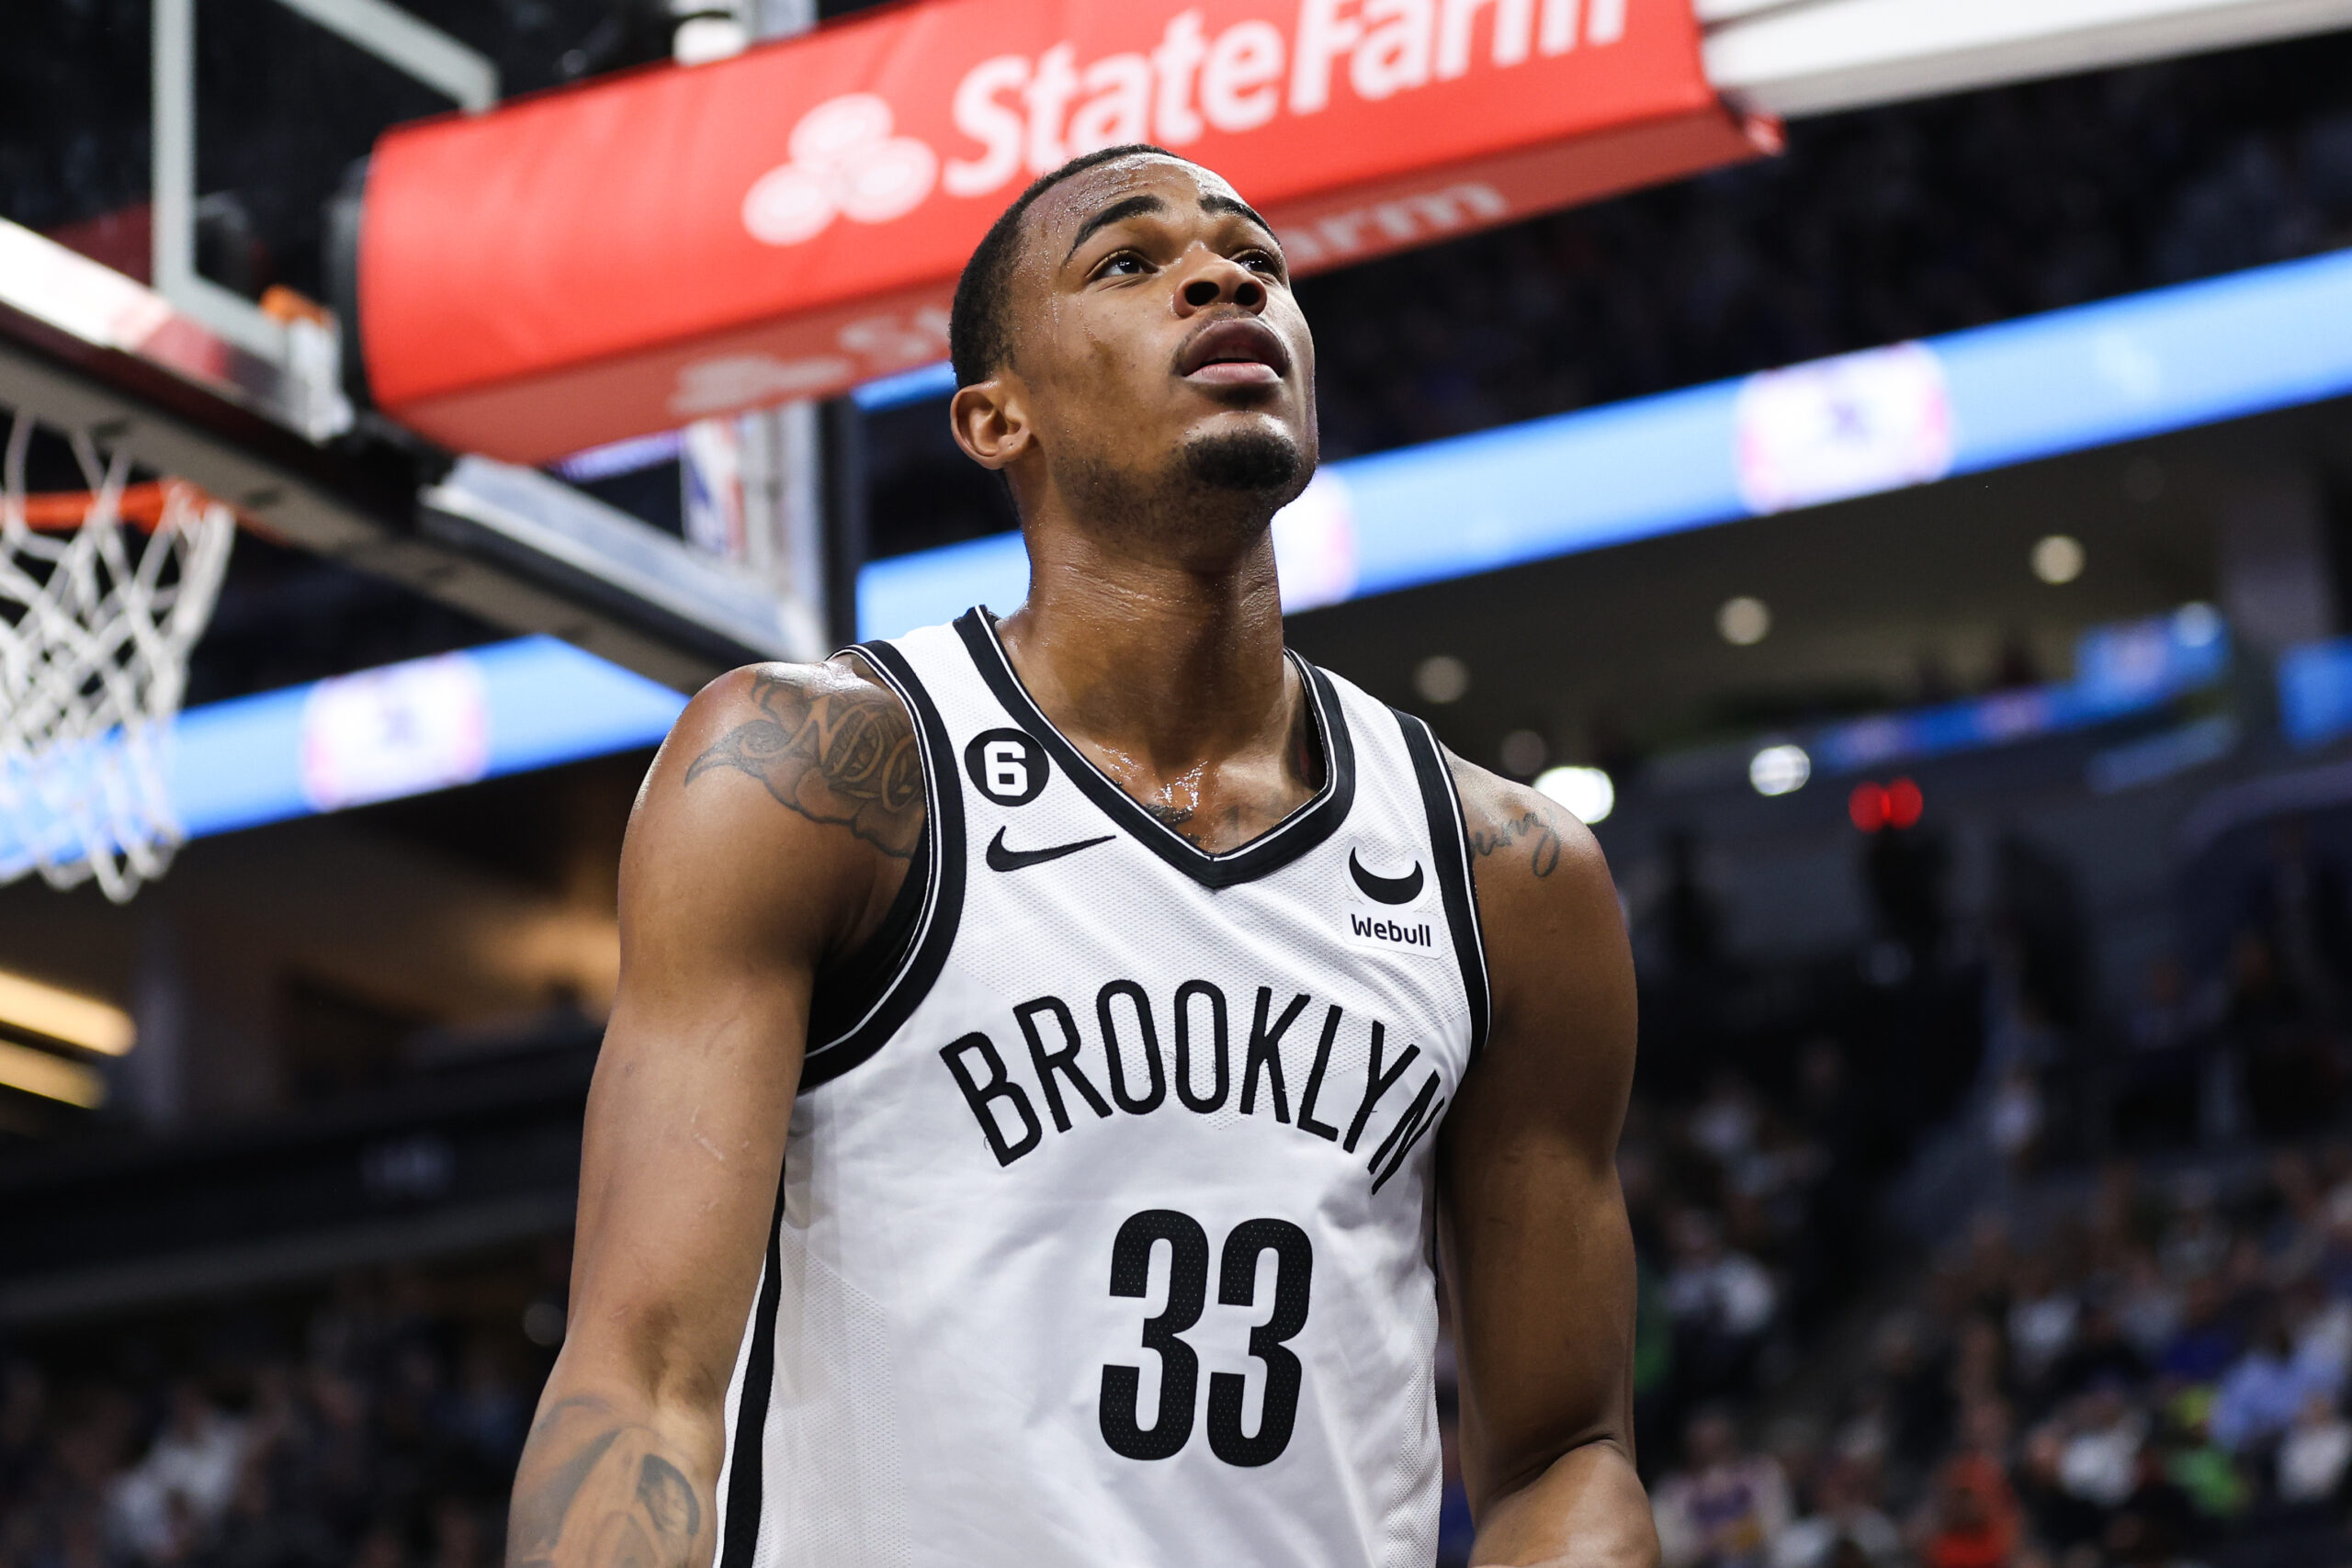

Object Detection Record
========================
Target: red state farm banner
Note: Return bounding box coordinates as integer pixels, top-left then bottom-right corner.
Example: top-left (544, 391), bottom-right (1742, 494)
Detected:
top-left (361, 0), bottom-right (1771, 464)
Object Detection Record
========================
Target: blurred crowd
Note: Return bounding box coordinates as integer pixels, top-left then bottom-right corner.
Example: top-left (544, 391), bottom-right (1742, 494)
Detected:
top-left (0, 1268), bottom-right (556, 1568)
top-left (1299, 30), bottom-right (2352, 460)
top-left (1556, 811), bottom-right (2352, 1568)
top-left (1635, 1147), bottom-right (2352, 1568)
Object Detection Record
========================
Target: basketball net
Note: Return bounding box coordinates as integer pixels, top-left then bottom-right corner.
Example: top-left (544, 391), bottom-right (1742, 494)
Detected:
top-left (0, 407), bottom-right (235, 902)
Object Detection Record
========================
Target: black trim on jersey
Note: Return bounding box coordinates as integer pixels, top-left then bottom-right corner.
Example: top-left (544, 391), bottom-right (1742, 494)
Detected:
top-left (952, 608), bottom-right (1356, 891)
top-left (805, 819), bottom-right (927, 1047)
top-left (797, 639), bottom-right (967, 1089)
top-left (1395, 711), bottom-right (1493, 1062)
top-left (718, 1162), bottom-right (787, 1568)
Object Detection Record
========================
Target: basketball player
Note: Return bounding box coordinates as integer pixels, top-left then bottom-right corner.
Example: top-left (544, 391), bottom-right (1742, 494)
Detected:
top-left (506, 146), bottom-right (1651, 1567)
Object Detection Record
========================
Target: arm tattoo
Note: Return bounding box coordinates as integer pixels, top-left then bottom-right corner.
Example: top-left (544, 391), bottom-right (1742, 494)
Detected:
top-left (508, 1402), bottom-right (708, 1568)
top-left (1468, 807), bottom-right (1565, 879)
top-left (686, 668), bottom-right (923, 857)
top-left (635, 1457), bottom-right (701, 1540)
top-left (510, 1420), bottom-right (618, 1559)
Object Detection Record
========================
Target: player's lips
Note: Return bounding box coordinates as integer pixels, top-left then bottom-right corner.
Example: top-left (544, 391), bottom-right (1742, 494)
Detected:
top-left (1176, 318), bottom-right (1291, 387)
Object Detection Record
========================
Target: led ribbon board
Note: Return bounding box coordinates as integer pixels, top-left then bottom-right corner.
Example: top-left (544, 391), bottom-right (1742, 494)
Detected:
top-left (859, 245), bottom-right (2352, 639)
top-left (174, 637), bottom-right (685, 837)
top-left (0, 638), bottom-right (686, 863)
top-left (0, 593), bottom-right (2232, 856)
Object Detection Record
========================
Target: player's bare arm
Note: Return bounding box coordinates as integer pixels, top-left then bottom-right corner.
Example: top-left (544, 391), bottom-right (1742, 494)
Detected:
top-left (1442, 760), bottom-right (1655, 1568)
top-left (506, 658), bottom-right (920, 1568)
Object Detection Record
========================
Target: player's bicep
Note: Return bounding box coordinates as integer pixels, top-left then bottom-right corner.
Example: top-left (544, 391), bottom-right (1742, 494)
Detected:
top-left (1438, 765), bottom-right (1641, 1509)
top-left (565, 665), bottom-right (901, 1412)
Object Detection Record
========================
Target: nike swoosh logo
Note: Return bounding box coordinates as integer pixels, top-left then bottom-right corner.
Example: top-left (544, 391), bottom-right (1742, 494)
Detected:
top-left (986, 828), bottom-right (1114, 873)
top-left (1350, 848), bottom-right (1424, 906)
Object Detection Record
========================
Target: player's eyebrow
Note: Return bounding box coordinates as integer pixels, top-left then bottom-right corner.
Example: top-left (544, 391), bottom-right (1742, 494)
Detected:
top-left (1061, 190), bottom-right (1283, 266)
top-left (1201, 192), bottom-right (1280, 250)
top-left (1064, 194), bottom-right (1167, 265)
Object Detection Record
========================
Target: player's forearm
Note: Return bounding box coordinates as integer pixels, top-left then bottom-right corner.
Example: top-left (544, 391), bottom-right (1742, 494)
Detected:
top-left (1469, 1438), bottom-right (1659, 1568)
top-left (507, 1383), bottom-right (722, 1568)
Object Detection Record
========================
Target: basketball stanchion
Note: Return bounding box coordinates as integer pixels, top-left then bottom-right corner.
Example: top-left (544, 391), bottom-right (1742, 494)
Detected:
top-left (0, 404), bottom-right (235, 901)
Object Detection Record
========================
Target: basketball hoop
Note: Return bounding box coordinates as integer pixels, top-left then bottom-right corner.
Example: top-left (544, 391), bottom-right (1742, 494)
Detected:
top-left (0, 405), bottom-right (235, 902)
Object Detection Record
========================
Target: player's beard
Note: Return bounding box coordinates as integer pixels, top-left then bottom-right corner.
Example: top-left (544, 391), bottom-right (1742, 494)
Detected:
top-left (1058, 423), bottom-right (1314, 566)
top-left (1180, 425), bottom-right (1308, 496)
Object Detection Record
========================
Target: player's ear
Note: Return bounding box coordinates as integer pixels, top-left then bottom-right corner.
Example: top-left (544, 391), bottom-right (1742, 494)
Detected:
top-left (949, 376), bottom-right (1031, 471)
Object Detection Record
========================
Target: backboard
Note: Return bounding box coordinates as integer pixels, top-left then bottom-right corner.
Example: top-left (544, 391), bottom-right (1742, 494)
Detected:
top-left (0, 0), bottom-right (831, 693)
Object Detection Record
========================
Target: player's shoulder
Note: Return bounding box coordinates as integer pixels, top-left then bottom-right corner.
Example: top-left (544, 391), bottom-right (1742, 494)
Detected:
top-left (684, 650), bottom-right (905, 731)
top-left (646, 653), bottom-right (925, 862)
top-left (1442, 750), bottom-right (1634, 1100)
top-left (1442, 749), bottom-right (1611, 911)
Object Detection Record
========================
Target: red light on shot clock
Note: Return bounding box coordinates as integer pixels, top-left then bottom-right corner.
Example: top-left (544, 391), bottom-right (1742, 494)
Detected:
top-left (1884, 777), bottom-right (1924, 829)
top-left (1850, 778), bottom-right (1925, 832)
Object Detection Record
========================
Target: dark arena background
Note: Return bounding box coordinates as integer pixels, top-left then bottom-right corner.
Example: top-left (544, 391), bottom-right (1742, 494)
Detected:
top-left (9, 1), bottom-right (2352, 1565)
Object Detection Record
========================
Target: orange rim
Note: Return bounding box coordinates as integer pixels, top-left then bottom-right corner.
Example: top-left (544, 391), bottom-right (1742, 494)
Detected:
top-left (11, 480), bottom-right (221, 533)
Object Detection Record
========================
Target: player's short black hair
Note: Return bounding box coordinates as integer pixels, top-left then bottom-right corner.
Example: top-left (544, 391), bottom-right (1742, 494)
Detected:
top-left (949, 143), bottom-right (1190, 389)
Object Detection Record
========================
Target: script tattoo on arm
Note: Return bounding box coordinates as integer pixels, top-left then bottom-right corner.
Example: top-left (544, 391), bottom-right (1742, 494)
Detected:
top-left (685, 666), bottom-right (924, 858)
top-left (508, 1398), bottom-right (707, 1568)
top-left (1466, 804), bottom-right (1566, 879)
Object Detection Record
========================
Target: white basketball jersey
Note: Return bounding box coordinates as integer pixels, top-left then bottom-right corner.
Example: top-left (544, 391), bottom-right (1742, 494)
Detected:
top-left (713, 609), bottom-right (1490, 1568)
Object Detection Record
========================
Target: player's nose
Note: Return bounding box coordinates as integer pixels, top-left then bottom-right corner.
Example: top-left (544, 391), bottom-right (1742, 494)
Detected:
top-left (1173, 255), bottom-right (1267, 317)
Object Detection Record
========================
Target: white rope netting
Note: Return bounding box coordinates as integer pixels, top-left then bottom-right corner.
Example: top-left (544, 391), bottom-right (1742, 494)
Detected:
top-left (0, 408), bottom-right (235, 902)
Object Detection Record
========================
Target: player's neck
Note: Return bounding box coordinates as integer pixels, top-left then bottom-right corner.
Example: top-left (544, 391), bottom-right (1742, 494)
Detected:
top-left (998, 530), bottom-right (1295, 780)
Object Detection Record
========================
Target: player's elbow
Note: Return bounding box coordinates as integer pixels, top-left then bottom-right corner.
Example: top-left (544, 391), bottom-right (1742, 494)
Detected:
top-left (1473, 1432), bottom-right (1657, 1567)
top-left (553, 1297), bottom-right (739, 1435)
top-left (1478, 1425), bottom-right (1632, 1509)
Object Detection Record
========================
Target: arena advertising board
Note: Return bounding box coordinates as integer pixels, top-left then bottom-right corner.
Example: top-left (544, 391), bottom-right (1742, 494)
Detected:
top-left (360, 0), bottom-right (1770, 462)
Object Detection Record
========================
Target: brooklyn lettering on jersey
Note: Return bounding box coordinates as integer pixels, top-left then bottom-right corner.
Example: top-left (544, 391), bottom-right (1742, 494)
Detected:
top-left (936, 980), bottom-right (1447, 1193)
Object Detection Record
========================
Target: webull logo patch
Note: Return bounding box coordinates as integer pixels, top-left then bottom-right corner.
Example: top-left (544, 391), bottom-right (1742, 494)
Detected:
top-left (1341, 907), bottom-right (1440, 960)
